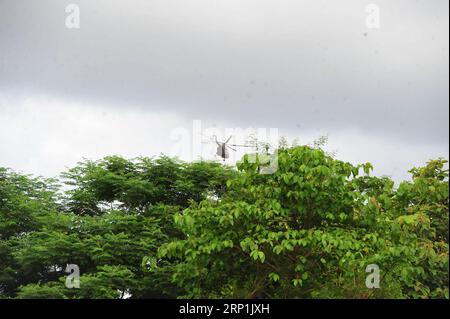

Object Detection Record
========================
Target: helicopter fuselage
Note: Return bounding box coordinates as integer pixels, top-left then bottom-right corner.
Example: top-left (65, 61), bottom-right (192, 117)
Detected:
top-left (216, 143), bottom-right (229, 159)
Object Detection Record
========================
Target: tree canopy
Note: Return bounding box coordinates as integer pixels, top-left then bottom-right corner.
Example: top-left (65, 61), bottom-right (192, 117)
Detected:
top-left (0, 147), bottom-right (448, 299)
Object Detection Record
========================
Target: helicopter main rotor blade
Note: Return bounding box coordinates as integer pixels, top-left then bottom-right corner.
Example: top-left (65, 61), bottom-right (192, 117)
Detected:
top-left (226, 145), bottom-right (237, 152)
top-left (225, 136), bottom-right (233, 143)
top-left (229, 144), bottom-right (254, 147)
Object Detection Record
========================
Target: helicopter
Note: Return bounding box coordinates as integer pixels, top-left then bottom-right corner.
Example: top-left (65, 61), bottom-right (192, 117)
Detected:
top-left (211, 135), bottom-right (253, 161)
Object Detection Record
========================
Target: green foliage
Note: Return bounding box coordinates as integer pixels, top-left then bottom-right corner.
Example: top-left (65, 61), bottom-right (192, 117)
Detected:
top-left (0, 168), bottom-right (59, 239)
top-left (61, 156), bottom-right (234, 215)
top-left (159, 147), bottom-right (449, 299)
top-left (0, 151), bottom-right (448, 299)
top-left (0, 157), bottom-right (234, 298)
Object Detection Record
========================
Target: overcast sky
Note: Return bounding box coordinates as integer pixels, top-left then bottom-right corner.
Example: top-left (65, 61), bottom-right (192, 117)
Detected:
top-left (0, 0), bottom-right (448, 182)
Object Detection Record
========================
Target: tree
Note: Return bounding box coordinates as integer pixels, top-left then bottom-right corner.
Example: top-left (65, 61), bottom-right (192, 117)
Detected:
top-left (0, 168), bottom-right (59, 296)
top-left (61, 156), bottom-right (234, 215)
top-left (1, 156), bottom-right (235, 299)
top-left (1, 151), bottom-right (447, 299)
top-left (159, 146), bottom-right (449, 299)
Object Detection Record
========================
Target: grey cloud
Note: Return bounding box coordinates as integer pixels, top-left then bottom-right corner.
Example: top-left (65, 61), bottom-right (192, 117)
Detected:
top-left (0, 0), bottom-right (448, 177)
